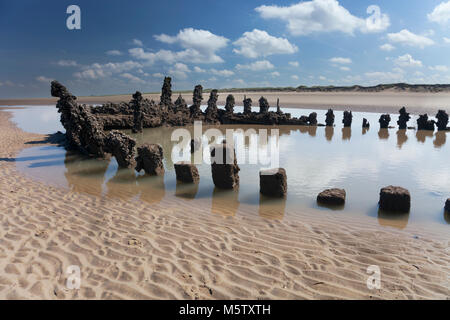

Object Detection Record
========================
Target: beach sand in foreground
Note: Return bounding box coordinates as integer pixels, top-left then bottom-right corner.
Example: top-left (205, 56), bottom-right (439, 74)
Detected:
top-left (0, 109), bottom-right (449, 299)
top-left (1, 91), bottom-right (450, 115)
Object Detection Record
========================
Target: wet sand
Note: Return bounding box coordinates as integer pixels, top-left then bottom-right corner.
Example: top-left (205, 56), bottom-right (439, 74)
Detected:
top-left (1, 91), bottom-right (450, 115)
top-left (0, 109), bottom-right (449, 299)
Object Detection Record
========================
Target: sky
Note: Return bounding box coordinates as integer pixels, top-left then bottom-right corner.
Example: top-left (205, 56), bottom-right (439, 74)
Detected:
top-left (1, 0), bottom-right (450, 98)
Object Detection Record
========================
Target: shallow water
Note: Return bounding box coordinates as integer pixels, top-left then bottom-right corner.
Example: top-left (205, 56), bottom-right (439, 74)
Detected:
top-left (6, 105), bottom-right (450, 231)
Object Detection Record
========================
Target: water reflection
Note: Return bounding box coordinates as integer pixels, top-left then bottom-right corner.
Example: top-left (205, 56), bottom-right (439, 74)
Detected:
top-left (259, 195), bottom-right (286, 220)
top-left (64, 152), bottom-right (110, 195)
top-left (396, 130), bottom-right (408, 149)
top-left (444, 210), bottom-right (450, 224)
top-left (377, 209), bottom-right (410, 230)
top-left (378, 129), bottom-right (389, 140)
top-left (299, 126), bottom-right (317, 137)
top-left (433, 131), bottom-right (446, 148)
top-left (416, 130), bottom-right (434, 143)
top-left (211, 187), bottom-right (239, 216)
top-left (316, 200), bottom-right (345, 211)
top-left (325, 127), bottom-right (334, 141)
top-left (175, 181), bottom-right (199, 200)
top-left (342, 127), bottom-right (351, 140)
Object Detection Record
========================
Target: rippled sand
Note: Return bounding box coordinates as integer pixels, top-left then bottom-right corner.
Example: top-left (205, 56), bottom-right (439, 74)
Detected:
top-left (0, 109), bottom-right (448, 299)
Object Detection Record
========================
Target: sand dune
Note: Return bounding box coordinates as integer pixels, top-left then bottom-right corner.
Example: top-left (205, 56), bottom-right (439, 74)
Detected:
top-left (1, 91), bottom-right (450, 115)
top-left (0, 110), bottom-right (448, 299)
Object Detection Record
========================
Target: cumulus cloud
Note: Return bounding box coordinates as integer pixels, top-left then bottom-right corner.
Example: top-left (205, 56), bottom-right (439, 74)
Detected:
top-left (235, 60), bottom-right (274, 71)
top-left (149, 28), bottom-right (229, 64)
top-left (428, 1), bottom-right (450, 24)
top-left (193, 66), bottom-right (206, 73)
top-left (56, 60), bottom-right (77, 67)
top-left (0, 80), bottom-right (14, 86)
top-left (210, 69), bottom-right (234, 77)
top-left (380, 43), bottom-right (395, 51)
top-left (255, 0), bottom-right (389, 36)
top-left (387, 29), bottom-right (434, 48)
top-left (429, 65), bottom-right (449, 72)
top-left (365, 71), bottom-right (404, 82)
top-left (330, 57), bottom-right (352, 64)
top-left (233, 29), bottom-right (298, 58)
top-left (36, 76), bottom-right (53, 83)
top-left (168, 63), bottom-right (190, 79)
top-left (74, 61), bottom-right (142, 79)
top-left (291, 75), bottom-right (299, 80)
top-left (289, 61), bottom-right (300, 67)
top-left (394, 54), bottom-right (422, 67)
top-left (106, 50), bottom-right (122, 56)
top-left (444, 37), bottom-right (450, 43)
top-left (132, 39), bottom-right (143, 47)
top-left (121, 73), bottom-right (145, 83)
top-left (340, 66), bottom-right (350, 71)
top-left (271, 71), bottom-right (280, 77)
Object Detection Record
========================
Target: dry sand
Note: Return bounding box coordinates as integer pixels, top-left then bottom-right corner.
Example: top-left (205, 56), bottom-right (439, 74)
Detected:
top-left (0, 109), bottom-right (449, 300)
top-left (1, 91), bottom-right (450, 115)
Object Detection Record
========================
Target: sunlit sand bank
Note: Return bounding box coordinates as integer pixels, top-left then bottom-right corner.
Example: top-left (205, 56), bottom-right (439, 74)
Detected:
top-left (2, 91), bottom-right (450, 115)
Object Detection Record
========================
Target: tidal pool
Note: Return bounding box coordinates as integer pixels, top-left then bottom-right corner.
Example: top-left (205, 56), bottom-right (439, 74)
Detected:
top-left (7, 105), bottom-right (450, 231)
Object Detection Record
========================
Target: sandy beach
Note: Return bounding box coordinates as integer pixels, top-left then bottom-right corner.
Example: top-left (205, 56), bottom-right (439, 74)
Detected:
top-left (2, 91), bottom-right (450, 115)
top-left (0, 107), bottom-right (449, 300)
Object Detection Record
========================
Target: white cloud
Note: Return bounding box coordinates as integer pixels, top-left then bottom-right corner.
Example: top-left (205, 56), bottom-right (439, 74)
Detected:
top-left (74, 61), bottom-right (142, 79)
top-left (319, 76), bottom-right (327, 80)
top-left (56, 60), bottom-right (77, 67)
top-left (380, 43), bottom-right (395, 51)
top-left (394, 54), bottom-right (423, 67)
top-left (428, 1), bottom-right (450, 25)
top-left (36, 76), bottom-right (52, 83)
top-left (152, 73), bottom-right (164, 78)
top-left (235, 60), bottom-right (274, 71)
top-left (271, 71), bottom-right (280, 77)
top-left (233, 29), bottom-right (298, 58)
top-left (387, 29), bottom-right (434, 48)
top-left (1, 80), bottom-right (14, 86)
top-left (340, 66), bottom-right (350, 71)
top-left (365, 71), bottom-right (404, 82)
top-left (444, 37), bottom-right (450, 43)
top-left (330, 57), bottom-right (352, 64)
top-left (210, 69), bottom-right (234, 77)
top-left (168, 63), bottom-right (190, 79)
top-left (193, 66), bottom-right (206, 73)
top-left (150, 28), bottom-right (229, 64)
top-left (291, 75), bottom-right (299, 80)
top-left (121, 73), bottom-right (145, 83)
top-left (132, 39), bottom-right (143, 47)
top-left (429, 65), bottom-right (449, 72)
top-left (106, 50), bottom-right (122, 56)
top-left (341, 75), bottom-right (362, 83)
top-left (255, 1), bottom-right (389, 36)
top-left (289, 61), bottom-right (300, 67)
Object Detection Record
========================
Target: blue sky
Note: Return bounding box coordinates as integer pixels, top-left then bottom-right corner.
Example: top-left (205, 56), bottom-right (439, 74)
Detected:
top-left (1, 0), bottom-right (450, 98)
